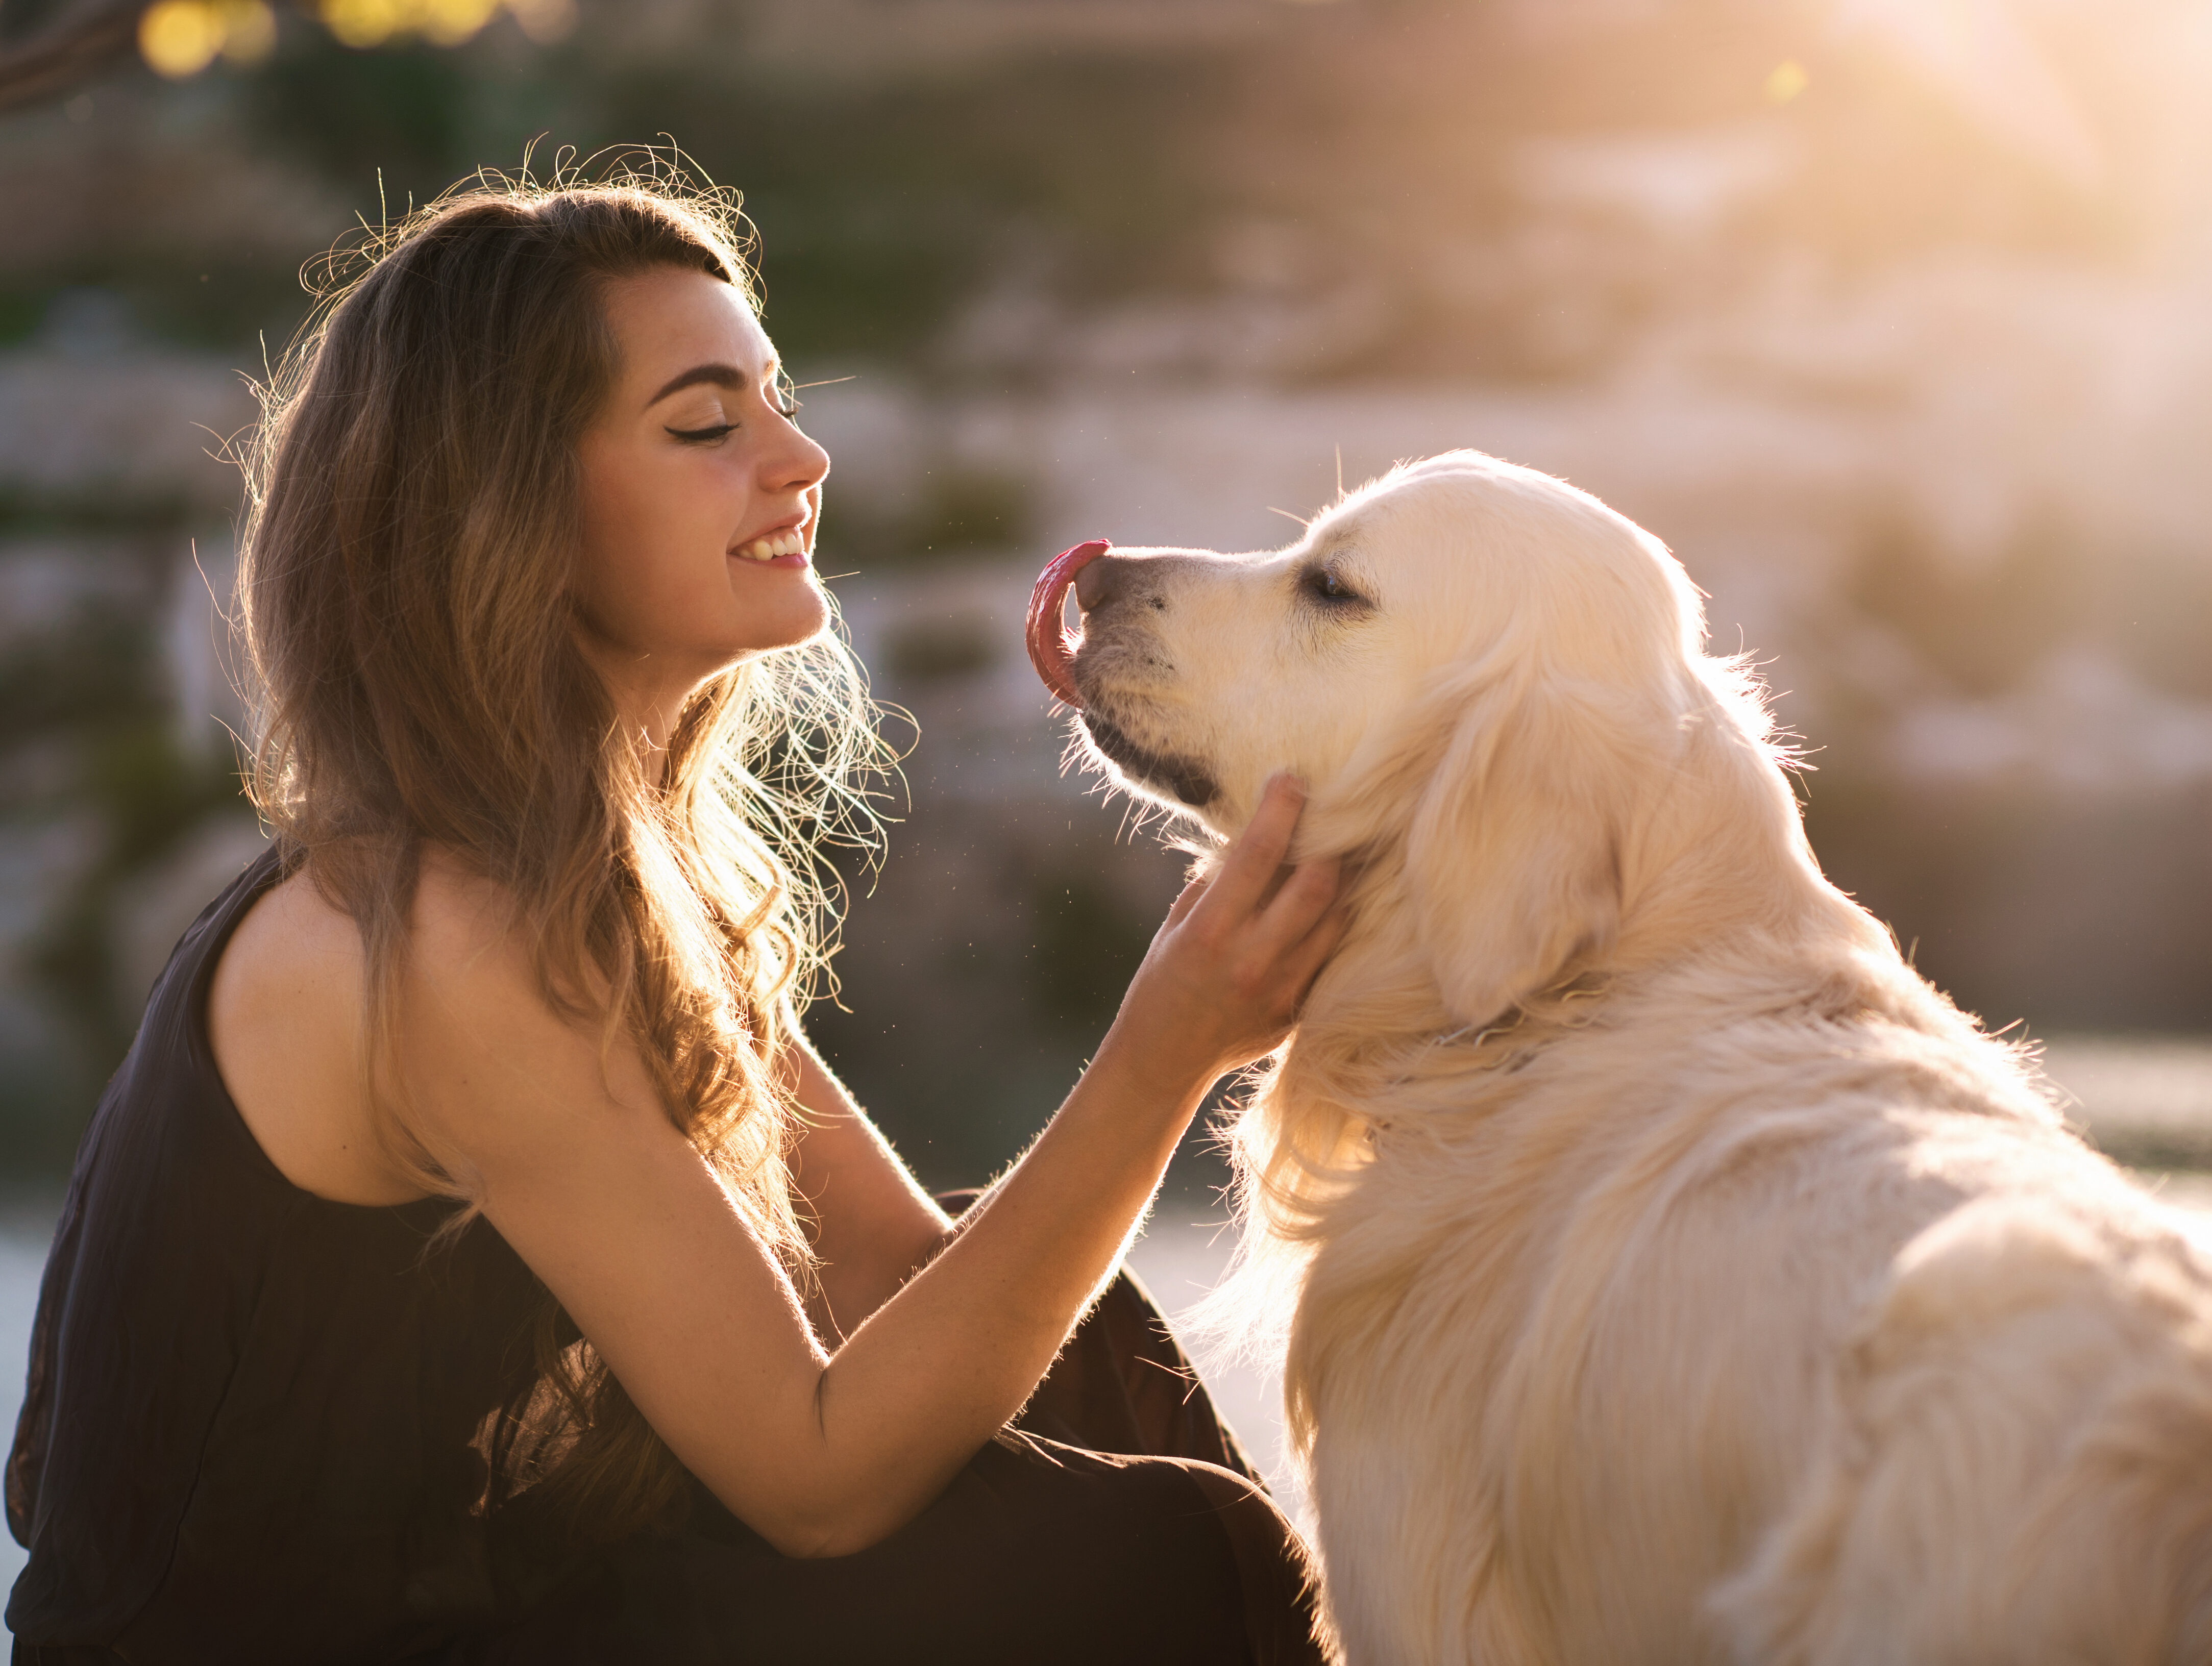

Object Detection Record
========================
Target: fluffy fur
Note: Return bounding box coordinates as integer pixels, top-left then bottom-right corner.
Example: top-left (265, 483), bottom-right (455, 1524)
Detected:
top-left (1062, 452), bottom-right (2212, 1664)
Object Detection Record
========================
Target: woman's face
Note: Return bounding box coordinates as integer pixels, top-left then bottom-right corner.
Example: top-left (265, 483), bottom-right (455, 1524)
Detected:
top-left (573, 265), bottom-right (831, 705)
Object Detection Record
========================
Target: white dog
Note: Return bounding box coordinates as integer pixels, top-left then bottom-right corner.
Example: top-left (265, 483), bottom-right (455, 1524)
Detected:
top-left (1027, 453), bottom-right (2212, 1664)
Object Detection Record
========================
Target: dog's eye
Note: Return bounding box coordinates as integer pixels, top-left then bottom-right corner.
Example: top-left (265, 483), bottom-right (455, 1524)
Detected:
top-left (1309, 569), bottom-right (1362, 605)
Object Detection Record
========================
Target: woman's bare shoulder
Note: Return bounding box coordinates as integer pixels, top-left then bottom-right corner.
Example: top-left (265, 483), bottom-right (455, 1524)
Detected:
top-left (214, 849), bottom-right (529, 1035)
top-left (207, 862), bottom-right (419, 1204)
top-left (399, 851), bottom-right (666, 1163)
top-left (400, 849), bottom-right (605, 1050)
top-left (209, 849), bottom-right (630, 1202)
top-left (208, 863), bottom-right (366, 1088)
top-left (405, 846), bottom-right (534, 977)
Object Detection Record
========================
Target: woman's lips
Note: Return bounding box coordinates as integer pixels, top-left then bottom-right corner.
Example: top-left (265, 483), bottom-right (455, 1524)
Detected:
top-left (1025, 539), bottom-right (1110, 707)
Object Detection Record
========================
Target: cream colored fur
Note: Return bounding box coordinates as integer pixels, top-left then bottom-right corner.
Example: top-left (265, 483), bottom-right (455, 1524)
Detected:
top-left (1064, 452), bottom-right (2212, 1664)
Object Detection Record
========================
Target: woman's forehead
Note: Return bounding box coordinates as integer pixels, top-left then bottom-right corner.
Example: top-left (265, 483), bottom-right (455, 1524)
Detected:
top-left (605, 267), bottom-right (774, 392)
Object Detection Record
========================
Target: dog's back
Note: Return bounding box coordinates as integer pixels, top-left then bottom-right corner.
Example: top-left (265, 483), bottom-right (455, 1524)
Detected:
top-left (1272, 950), bottom-right (2212, 1665)
top-left (1721, 1165), bottom-right (2212, 1665)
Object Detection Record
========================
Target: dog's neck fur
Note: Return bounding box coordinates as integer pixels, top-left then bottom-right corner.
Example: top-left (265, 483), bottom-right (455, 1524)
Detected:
top-left (1220, 729), bottom-right (1939, 1286)
top-left (1201, 767), bottom-right (1999, 1475)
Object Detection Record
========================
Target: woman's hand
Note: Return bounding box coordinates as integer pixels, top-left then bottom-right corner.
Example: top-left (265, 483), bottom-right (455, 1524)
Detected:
top-left (1102, 773), bottom-right (1346, 1098)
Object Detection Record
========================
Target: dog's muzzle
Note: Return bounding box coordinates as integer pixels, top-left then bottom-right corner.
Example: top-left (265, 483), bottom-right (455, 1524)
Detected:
top-left (1078, 712), bottom-right (1219, 808)
top-left (1026, 537), bottom-right (1218, 809)
top-left (1026, 539), bottom-right (1110, 707)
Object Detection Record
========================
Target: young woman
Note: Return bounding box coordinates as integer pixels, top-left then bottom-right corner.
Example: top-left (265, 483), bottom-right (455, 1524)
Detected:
top-left (3, 177), bottom-right (1343, 1663)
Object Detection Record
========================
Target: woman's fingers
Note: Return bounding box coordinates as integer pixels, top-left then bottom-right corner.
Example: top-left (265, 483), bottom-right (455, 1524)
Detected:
top-left (1111, 776), bottom-right (1349, 1082)
top-left (1266, 855), bottom-right (1341, 935)
top-left (1162, 874), bottom-right (1210, 931)
top-left (1285, 903), bottom-right (1351, 1002)
top-left (1195, 775), bottom-right (1308, 923)
top-left (1233, 855), bottom-right (1340, 973)
top-left (1246, 884), bottom-right (1346, 1026)
top-left (1176, 782), bottom-right (1340, 1002)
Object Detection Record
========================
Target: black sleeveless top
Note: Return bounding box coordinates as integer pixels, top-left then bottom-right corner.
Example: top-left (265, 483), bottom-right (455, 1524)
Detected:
top-left (5, 851), bottom-right (1330, 1666)
top-left (5, 849), bottom-right (560, 1658)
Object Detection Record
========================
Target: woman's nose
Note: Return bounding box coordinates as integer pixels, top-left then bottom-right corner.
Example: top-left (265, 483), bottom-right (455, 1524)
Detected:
top-left (769, 423), bottom-right (831, 494)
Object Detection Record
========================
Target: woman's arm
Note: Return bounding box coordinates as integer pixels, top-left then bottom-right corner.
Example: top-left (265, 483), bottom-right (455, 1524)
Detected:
top-left (782, 1036), bottom-right (951, 1343)
top-left (396, 776), bottom-right (1339, 1558)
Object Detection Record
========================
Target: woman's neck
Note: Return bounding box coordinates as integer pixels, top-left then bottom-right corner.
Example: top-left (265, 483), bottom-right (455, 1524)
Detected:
top-left (577, 637), bottom-right (699, 790)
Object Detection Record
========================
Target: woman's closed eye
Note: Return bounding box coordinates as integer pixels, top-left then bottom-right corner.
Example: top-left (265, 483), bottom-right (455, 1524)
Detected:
top-left (668, 420), bottom-right (739, 444)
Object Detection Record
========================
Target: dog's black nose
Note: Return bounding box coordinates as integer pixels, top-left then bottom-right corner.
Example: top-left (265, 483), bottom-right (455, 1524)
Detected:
top-left (1074, 552), bottom-right (1135, 613)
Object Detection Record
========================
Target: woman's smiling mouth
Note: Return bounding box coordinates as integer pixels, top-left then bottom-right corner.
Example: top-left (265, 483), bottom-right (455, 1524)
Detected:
top-left (732, 525), bottom-right (809, 563)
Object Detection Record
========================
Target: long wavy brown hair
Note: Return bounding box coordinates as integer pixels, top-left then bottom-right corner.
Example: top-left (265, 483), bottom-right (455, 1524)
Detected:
top-left (234, 162), bottom-right (889, 1539)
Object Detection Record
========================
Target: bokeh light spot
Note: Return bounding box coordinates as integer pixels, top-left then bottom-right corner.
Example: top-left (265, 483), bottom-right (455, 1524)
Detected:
top-left (421, 0), bottom-right (501, 48)
top-left (318, 0), bottom-right (402, 49)
top-left (315, 0), bottom-right (558, 50)
top-left (138, 2), bottom-right (224, 79)
top-left (138, 1), bottom-right (279, 78)
top-left (507, 0), bottom-right (577, 45)
top-left (219, 2), bottom-right (278, 65)
top-left (1765, 59), bottom-right (1809, 104)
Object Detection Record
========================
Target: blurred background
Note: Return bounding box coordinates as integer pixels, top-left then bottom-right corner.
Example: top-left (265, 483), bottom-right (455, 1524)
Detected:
top-left (2, 0), bottom-right (2211, 1553)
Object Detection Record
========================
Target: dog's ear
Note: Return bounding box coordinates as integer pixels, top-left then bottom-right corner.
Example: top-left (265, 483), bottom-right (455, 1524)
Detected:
top-left (1401, 668), bottom-right (1637, 1028)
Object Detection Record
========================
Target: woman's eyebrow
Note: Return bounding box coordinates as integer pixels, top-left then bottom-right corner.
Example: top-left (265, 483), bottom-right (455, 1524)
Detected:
top-left (645, 360), bottom-right (778, 408)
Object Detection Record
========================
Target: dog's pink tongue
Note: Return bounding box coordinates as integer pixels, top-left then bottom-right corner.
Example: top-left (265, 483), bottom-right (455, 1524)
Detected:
top-left (1025, 539), bottom-right (1110, 707)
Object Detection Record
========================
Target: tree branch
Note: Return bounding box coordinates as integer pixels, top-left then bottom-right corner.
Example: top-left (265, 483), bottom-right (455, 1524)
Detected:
top-left (0, 0), bottom-right (149, 115)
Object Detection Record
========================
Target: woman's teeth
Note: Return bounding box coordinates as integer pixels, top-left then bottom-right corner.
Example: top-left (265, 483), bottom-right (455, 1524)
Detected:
top-left (733, 529), bottom-right (807, 562)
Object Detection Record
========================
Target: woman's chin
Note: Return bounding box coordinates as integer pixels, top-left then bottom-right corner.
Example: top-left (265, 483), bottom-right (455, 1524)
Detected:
top-left (718, 586), bottom-right (831, 659)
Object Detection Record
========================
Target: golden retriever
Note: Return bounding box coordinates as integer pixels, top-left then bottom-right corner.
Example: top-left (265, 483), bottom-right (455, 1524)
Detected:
top-left (1027, 453), bottom-right (2212, 1664)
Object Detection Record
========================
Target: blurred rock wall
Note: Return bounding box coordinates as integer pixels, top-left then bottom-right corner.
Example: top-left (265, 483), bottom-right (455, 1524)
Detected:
top-left (2, 0), bottom-right (2208, 1179)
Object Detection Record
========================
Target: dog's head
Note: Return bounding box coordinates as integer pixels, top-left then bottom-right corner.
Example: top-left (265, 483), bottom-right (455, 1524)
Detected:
top-left (1040, 450), bottom-right (1805, 1029)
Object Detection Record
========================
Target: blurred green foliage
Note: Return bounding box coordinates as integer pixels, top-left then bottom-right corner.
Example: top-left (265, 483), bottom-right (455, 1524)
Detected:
top-left (0, 583), bottom-right (239, 1166)
top-left (216, 24), bottom-right (1228, 374)
top-left (1026, 872), bottom-right (1159, 1037)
